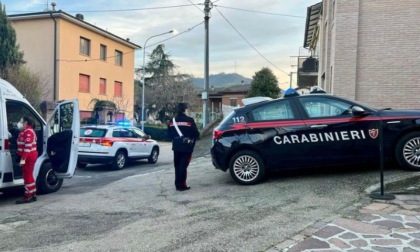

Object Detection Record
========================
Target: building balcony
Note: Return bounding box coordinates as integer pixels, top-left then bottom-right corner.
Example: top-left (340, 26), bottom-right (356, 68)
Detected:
top-left (297, 56), bottom-right (319, 87)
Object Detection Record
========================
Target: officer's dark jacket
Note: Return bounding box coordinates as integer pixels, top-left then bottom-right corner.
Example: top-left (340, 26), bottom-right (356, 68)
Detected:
top-left (168, 113), bottom-right (200, 151)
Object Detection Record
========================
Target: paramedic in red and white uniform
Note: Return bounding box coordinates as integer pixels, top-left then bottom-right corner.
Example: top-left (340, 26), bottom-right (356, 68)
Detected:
top-left (16, 116), bottom-right (38, 204)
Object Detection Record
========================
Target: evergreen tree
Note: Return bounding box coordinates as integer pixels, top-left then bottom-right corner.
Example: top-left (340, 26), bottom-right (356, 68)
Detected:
top-left (134, 44), bottom-right (197, 123)
top-left (145, 44), bottom-right (176, 84)
top-left (0, 2), bottom-right (25, 70)
top-left (247, 67), bottom-right (280, 99)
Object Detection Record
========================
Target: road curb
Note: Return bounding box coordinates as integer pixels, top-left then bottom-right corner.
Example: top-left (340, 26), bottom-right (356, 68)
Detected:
top-left (364, 171), bottom-right (420, 194)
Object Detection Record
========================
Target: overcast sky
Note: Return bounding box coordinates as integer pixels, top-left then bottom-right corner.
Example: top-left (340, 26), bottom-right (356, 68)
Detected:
top-left (3, 0), bottom-right (321, 89)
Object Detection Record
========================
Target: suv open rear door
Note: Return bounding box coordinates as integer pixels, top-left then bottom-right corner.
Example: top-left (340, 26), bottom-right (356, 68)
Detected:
top-left (45, 100), bottom-right (80, 178)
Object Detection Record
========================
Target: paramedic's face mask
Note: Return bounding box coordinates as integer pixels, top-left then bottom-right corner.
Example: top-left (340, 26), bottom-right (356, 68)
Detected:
top-left (17, 119), bottom-right (26, 130)
top-left (17, 122), bottom-right (24, 130)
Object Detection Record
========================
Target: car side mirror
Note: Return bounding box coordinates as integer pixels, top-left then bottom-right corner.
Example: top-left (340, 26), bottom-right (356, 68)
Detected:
top-left (147, 135), bottom-right (151, 139)
top-left (352, 106), bottom-right (368, 117)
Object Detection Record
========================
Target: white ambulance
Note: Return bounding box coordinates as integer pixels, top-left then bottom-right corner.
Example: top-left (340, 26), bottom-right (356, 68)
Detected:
top-left (0, 78), bottom-right (80, 194)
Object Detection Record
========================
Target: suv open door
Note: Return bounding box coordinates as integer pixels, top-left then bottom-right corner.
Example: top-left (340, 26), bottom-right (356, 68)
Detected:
top-left (43, 100), bottom-right (80, 178)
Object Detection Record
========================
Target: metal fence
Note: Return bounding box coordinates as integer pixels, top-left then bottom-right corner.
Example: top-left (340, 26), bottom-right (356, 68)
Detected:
top-left (190, 104), bottom-right (239, 127)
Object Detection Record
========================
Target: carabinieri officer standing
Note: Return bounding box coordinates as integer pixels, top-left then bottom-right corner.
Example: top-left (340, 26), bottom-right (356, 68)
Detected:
top-left (167, 103), bottom-right (200, 191)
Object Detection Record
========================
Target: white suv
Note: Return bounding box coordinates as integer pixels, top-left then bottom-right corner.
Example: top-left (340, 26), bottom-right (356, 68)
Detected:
top-left (78, 125), bottom-right (159, 170)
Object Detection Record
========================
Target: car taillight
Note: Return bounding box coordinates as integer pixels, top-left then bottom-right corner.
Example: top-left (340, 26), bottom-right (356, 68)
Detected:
top-left (213, 129), bottom-right (223, 141)
top-left (101, 140), bottom-right (114, 147)
top-left (4, 139), bottom-right (9, 150)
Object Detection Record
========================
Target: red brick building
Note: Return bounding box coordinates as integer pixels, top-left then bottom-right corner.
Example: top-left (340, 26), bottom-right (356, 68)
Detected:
top-left (207, 84), bottom-right (251, 114)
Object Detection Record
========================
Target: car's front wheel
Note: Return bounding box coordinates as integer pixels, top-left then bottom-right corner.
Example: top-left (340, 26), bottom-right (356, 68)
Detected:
top-left (111, 150), bottom-right (127, 170)
top-left (396, 132), bottom-right (420, 171)
top-left (229, 150), bottom-right (266, 185)
top-left (36, 163), bottom-right (64, 194)
top-left (148, 147), bottom-right (159, 164)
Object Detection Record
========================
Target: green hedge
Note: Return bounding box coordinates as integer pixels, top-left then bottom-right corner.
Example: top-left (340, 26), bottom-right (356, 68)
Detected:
top-left (139, 125), bottom-right (170, 142)
top-left (81, 117), bottom-right (97, 125)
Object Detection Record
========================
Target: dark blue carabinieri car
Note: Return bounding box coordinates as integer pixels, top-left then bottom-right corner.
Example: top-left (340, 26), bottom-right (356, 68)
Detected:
top-left (211, 88), bottom-right (420, 185)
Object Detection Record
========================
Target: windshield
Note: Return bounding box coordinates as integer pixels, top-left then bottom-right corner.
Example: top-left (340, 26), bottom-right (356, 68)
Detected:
top-left (353, 100), bottom-right (378, 111)
top-left (329, 95), bottom-right (378, 112)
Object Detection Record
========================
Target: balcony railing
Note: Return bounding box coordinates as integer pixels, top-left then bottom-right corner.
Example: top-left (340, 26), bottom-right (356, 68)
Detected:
top-left (298, 56), bottom-right (318, 73)
top-left (297, 56), bottom-right (319, 87)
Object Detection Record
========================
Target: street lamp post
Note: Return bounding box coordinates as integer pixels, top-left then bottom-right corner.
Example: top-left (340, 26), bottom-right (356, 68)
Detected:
top-left (141, 30), bottom-right (174, 131)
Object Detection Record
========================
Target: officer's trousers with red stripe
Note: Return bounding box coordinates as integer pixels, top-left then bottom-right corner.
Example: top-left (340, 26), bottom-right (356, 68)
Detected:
top-left (21, 152), bottom-right (38, 199)
top-left (173, 151), bottom-right (192, 189)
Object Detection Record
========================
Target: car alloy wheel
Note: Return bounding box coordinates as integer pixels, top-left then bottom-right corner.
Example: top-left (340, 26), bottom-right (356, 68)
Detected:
top-left (229, 150), bottom-right (266, 185)
top-left (148, 148), bottom-right (159, 164)
top-left (112, 150), bottom-right (126, 170)
top-left (403, 137), bottom-right (420, 168)
top-left (116, 154), bottom-right (125, 168)
top-left (396, 132), bottom-right (420, 171)
top-left (233, 155), bottom-right (260, 182)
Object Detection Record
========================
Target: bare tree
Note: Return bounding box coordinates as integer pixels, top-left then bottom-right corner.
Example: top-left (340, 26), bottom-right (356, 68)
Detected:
top-left (0, 65), bottom-right (47, 112)
top-left (135, 73), bottom-right (198, 122)
top-left (88, 95), bottom-right (133, 124)
top-left (111, 94), bottom-right (132, 121)
top-left (134, 44), bottom-right (199, 123)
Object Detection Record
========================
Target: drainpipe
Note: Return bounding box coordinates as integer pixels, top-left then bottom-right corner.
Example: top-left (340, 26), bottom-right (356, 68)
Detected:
top-left (49, 12), bottom-right (57, 101)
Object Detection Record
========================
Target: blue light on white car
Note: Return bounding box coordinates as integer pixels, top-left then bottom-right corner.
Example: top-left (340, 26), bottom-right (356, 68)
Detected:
top-left (116, 120), bottom-right (131, 126)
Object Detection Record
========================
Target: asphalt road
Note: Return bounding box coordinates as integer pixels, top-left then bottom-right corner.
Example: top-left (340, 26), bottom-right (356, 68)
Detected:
top-left (0, 140), bottom-right (417, 252)
top-left (58, 142), bottom-right (174, 195)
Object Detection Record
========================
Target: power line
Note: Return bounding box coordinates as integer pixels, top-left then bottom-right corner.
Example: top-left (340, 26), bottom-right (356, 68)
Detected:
top-left (58, 50), bottom-right (134, 63)
top-left (214, 7), bottom-right (289, 75)
top-left (215, 5), bottom-right (305, 18)
top-left (6, 4), bottom-right (197, 13)
top-left (147, 21), bottom-right (204, 48)
top-left (186, 0), bottom-right (204, 14)
top-left (71, 4), bottom-right (196, 13)
top-left (7, 3), bottom-right (305, 18)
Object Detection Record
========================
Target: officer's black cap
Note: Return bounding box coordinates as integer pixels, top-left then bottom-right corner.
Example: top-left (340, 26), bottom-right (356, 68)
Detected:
top-left (178, 102), bottom-right (188, 111)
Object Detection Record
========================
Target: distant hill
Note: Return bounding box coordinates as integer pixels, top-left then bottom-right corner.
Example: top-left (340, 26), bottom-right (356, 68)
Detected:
top-left (192, 73), bottom-right (252, 89)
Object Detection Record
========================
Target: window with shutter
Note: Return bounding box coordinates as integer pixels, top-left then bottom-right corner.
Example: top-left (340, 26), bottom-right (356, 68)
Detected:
top-left (99, 78), bottom-right (107, 95)
top-left (114, 81), bottom-right (122, 97)
top-left (79, 74), bottom-right (90, 92)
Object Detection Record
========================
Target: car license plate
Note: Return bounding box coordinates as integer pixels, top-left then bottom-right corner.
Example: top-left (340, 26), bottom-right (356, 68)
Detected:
top-left (79, 142), bottom-right (91, 147)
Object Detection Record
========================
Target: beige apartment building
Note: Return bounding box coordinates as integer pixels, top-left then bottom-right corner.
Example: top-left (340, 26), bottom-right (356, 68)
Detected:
top-left (8, 10), bottom-right (140, 122)
top-left (303, 0), bottom-right (420, 109)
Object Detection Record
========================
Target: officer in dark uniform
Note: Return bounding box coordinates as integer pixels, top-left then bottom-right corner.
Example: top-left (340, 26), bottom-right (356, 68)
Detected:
top-left (167, 103), bottom-right (200, 191)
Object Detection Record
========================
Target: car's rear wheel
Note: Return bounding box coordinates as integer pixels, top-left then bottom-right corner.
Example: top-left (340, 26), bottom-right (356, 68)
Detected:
top-left (37, 163), bottom-right (64, 194)
top-left (229, 150), bottom-right (266, 185)
top-left (148, 147), bottom-right (159, 164)
top-left (396, 132), bottom-right (420, 171)
top-left (111, 150), bottom-right (127, 170)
